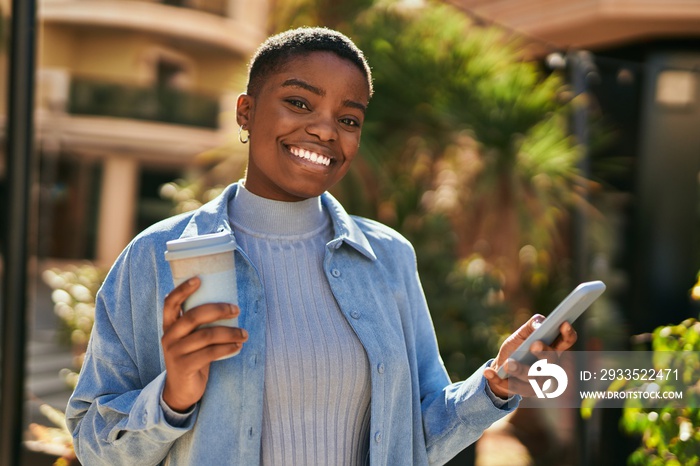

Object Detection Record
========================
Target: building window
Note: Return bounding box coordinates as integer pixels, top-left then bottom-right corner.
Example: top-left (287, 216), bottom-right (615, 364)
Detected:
top-left (38, 153), bottom-right (101, 260)
top-left (656, 70), bottom-right (696, 108)
top-left (156, 58), bottom-right (190, 91)
top-left (137, 168), bottom-right (182, 234)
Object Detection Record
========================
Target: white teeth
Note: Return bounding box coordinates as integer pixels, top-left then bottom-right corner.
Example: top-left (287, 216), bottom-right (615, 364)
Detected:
top-left (289, 146), bottom-right (331, 167)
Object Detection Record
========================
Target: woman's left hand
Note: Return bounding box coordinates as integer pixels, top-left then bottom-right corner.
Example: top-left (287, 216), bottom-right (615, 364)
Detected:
top-left (482, 314), bottom-right (578, 399)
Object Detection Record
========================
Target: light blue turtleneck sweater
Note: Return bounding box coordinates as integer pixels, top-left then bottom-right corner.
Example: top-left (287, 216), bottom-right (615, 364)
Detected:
top-left (229, 185), bottom-right (371, 466)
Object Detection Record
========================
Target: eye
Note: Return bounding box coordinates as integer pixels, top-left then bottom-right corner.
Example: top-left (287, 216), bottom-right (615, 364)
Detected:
top-left (285, 99), bottom-right (309, 110)
top-left (340, 117), bottom-right (361, 128)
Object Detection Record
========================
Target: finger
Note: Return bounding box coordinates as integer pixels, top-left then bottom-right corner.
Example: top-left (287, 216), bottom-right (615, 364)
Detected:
top-left (486, 358), bottom-right (529, 384)
top-left (167, 326), bottom-right (248, 357)
top-left (484, 369), bottom-right (536, 398)
top-left (503, 358), bottom-right (528, 379)
top-left (176, 341), bottom-right (245, 368)
top-left (165, 303), bottom-right (240, 341)
top-left (497, 314), bottom-right (546, 359)
top-left (163, 277), bottom-right (200, 331)
top-left (483, 367), bottom-right (513, 398)
top-left (529, 340), bottom-right (559, 365)
top-left (491, 366), bottom-right (539, 397)
top-left (525, 313), bottom-right (546, 333)
top-left (498, 376), bottom-right (536, 397)
top-left (512, 314), bottom-right (546, 343)
top-left (550, 321), bottom-right (578, 353)
top-left (490, 314), bottom-right (545, 379)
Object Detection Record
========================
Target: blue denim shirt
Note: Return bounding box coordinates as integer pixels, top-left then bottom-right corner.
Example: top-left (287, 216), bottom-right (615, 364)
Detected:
top-left (66, 183), bottom-right (519, 466)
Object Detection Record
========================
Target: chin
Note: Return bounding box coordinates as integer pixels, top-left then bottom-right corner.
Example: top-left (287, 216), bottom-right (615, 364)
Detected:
top-left (281, 177), bottom-right (335, 200)
top-left (287, 187), bottom-right (326, 201)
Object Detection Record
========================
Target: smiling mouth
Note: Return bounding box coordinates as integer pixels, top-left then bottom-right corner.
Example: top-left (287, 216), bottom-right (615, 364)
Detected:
top-left (288, 146), bottom-right (332, 167)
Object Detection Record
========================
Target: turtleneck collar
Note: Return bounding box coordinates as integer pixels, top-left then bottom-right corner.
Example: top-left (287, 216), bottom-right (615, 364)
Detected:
top-left (228, 183), bottom-right (327, 237)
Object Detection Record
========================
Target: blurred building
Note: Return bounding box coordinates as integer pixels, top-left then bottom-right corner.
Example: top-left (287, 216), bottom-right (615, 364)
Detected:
top-left (446, 0), bottom-right (700, 53)
top-left (449, 0), bottom-right (700, 333)
top-left (0, 0), bottom-right (270, 265)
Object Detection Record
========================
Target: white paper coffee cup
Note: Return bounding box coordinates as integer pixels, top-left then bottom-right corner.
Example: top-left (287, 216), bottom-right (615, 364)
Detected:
top-left (164, 231), bottom-right (238, 332)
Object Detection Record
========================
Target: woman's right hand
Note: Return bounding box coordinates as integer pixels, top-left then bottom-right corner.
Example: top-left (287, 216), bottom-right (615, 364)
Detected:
top-left (161, 277), bottom-right (248, 412)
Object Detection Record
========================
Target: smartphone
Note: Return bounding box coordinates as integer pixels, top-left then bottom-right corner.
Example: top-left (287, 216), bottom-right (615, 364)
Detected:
top-left (495, 280), bottom-right (606, 379)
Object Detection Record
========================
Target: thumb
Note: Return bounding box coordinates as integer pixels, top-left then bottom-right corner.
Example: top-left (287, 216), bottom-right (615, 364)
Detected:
top-left (499, 314), bottom-right (546, 356)
top-left (518, 314), bottom-right (546, 339)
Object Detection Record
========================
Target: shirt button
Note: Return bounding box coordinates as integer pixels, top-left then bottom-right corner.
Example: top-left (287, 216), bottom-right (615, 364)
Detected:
top-left (350, 311), bottom-right (360, 319)
top-left (375, 431), bottom-right (382, 443)
top-left (331, 268), bottom-right (341, 277)
top-left (377, 363), bottom-right (385, 374)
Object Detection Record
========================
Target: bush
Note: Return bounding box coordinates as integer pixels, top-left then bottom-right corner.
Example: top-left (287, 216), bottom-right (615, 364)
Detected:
top-left (621, 274), bottom-right (700, 465)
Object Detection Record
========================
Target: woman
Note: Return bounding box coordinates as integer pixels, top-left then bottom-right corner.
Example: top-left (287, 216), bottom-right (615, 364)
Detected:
top-left (66, 27), bottom-right (577, 465)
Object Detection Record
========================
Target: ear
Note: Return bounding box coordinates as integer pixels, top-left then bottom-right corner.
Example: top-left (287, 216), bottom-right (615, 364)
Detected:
top-left (236, 93), bottom-right (254, 129)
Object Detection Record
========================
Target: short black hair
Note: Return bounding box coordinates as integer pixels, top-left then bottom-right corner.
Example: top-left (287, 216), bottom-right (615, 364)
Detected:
top-left (246, 27), bottom-right (373, 98)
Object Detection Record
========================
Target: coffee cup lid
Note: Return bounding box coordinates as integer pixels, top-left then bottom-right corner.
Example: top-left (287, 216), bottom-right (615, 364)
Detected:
top-left (164, 231), bottom-right (236, 261)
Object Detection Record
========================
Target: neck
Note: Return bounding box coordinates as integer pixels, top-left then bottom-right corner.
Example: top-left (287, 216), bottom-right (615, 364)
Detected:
top-left (229, 183), bottom-right (326, 236)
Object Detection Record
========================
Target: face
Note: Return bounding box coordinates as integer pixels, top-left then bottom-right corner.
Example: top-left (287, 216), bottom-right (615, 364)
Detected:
top-left (236, 51), bottom-right (370, 202)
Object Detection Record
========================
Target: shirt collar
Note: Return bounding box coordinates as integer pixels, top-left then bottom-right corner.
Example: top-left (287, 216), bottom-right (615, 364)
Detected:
top-left (321, 192), bottom-right (377, 261)
top-left (178, 182), bottom-right (377, 261)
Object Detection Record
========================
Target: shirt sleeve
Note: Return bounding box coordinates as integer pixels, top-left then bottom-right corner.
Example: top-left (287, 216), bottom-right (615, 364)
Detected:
top-left (160, 390), bottom-right (197, 427)
top-left (401, 244), bottom-right (520, 465)
top-left (65, 242), bottom-right (196, 466)
top-left (483, 366), bottom-right (520, 409)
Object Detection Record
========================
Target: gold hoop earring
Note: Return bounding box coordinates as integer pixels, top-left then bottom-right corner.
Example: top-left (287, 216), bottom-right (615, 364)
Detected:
top-left (238, 125), bottom-right (250, 144)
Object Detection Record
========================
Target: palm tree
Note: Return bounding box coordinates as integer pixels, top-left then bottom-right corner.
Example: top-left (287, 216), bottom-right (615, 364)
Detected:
top-left (332, 4), bottom-right (582, 373)
top-left (268, 0), bottom-right (375, 32)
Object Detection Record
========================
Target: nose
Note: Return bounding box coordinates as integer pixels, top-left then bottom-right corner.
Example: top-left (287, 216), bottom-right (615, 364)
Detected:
top-left (305, 113), bottom-right (337, 141)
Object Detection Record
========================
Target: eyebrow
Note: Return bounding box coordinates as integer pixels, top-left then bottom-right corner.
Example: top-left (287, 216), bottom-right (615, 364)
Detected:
top-left (281, 78), bottom-right (367, 114)
top-left (343, 99), bottom-right (367, 114)
top-left (282, 78), bottom-right (324, 96)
